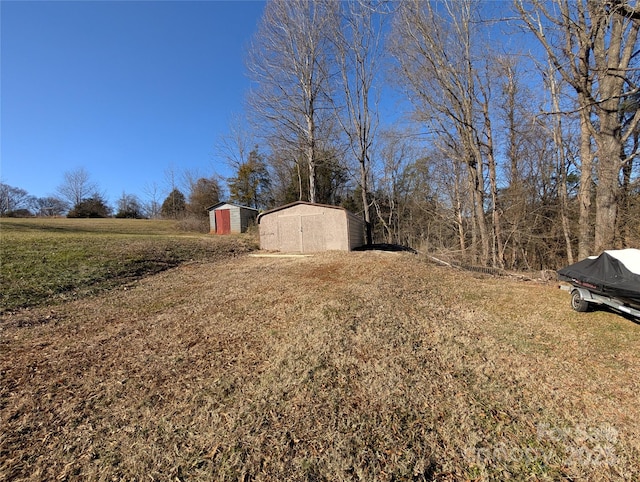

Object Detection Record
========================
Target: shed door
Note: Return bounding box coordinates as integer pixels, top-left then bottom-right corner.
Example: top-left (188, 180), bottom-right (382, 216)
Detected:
top-left (215, 209), bottom-right (231, 234)
top-left (301, 214), bottom-right (325, 252)
top-left (278, 215), bottom-right (302, 252)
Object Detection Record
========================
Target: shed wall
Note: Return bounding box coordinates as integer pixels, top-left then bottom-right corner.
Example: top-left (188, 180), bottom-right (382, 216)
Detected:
top-left (259, 203), bottom-right (364, 252)
top-left (229, 207), bottom-right (241, 233)
top-left (239, 208), bottom-right (256, 232)
top-left (208, 210), bottom-right (216, 234)
top-left (347, 213), bottom-right (365, 250)
top-left (209, 203), bottom-right (257, 234)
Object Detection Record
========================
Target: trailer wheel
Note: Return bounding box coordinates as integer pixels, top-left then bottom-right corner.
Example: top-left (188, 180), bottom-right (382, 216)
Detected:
top-left (571, 290), bottom-right (590, 312)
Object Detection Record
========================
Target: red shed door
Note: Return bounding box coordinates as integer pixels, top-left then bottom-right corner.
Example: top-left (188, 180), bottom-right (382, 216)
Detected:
top-left (215, 209), bottom-right (231, 234)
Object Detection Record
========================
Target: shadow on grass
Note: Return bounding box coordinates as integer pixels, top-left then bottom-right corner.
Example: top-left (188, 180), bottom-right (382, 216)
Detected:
top-left (354, 243), bottom-right (418, 254)
top-left (0, 219), bottom-right (121, 235)
top-left (589, 304), bottom-right (640, 325)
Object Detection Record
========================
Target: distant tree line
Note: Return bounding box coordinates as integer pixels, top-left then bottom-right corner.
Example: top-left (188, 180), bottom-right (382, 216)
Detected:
top-left (4, 1), bottom-right (640, 271)
top-left (0, 165), bottom-right (224, 232)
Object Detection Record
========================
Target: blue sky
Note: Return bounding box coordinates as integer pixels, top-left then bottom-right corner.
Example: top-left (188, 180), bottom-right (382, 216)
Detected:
top-left (1, 0), bottom-right (266, 203)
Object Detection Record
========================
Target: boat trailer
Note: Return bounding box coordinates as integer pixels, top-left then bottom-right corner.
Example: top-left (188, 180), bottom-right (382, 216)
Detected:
top-left (560, 284), bottom-right (640, 319)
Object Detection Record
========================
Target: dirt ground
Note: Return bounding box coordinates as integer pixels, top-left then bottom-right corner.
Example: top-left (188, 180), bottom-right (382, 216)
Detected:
top-left (1, 251), bottom-right (639, 480)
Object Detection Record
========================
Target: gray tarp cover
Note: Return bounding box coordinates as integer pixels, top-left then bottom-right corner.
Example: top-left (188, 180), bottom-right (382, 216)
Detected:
top-left (557, 249), bottom-right (640, 305)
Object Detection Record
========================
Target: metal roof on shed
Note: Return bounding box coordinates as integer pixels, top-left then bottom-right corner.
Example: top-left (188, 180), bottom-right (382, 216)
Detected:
top-left (207, 202), bottom-right (259, 212)
top-left (257, 201), bottom-right (361, 223)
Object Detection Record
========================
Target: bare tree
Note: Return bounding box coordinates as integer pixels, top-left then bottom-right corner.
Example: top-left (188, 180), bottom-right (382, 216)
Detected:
top-left (33, 196), bottom-right (67, 217)
top-left (115, 192), bottom-right (144, 219)
top-left (499, 57), bottom-right (530, 268)
top-left (216, 117), bottom-right (273, 210)
top-left (142, 181), bottom-right (162, 219)
top-left (267, 143), bottom-right (304, 204)
top-left (333, 0), bottom-right (389, 244)
top-left (432, 142), bottom-right (469, 257)
top-left (0, 183), bottom-right (34, 216)
top-left (495, 56), bottom-right (573, 269)
top-left (215, 114), bottom-right (253, 172)
top-left (618, 129), bottom-right (640, 246)
top-left (56, 167), bottom-right (98, 209)
top-left (545, 59), bottom-right (575, 264)
top-left (516, 0), bottom-right (640, 255)
top-left (391, 0), bottom-right (490, 264)
top-left (373, 129), bottom-right (414, 244)
top-left (477, 58), bottom-right (505, 268)
top-left (247, 0), bottom-right (339, 204)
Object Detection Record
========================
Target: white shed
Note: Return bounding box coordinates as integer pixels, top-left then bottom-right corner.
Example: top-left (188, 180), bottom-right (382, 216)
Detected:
top-left (257, 201), bottom-right (365, 253)
top-left (208, 202), bottom-right (258, 234)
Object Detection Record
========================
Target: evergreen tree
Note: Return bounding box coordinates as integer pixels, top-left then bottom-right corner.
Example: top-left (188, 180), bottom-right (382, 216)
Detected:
top-left (160, 189), bottom-right (186, 219)
top-left (188, 177), bottom-right (221, 219)
top-left (228, 148), bottom-right (271, 209)
top-left (67, 195), bottom-right (111, 218)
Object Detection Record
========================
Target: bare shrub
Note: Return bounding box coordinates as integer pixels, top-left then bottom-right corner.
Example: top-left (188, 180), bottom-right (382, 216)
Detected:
top-left (176, 215), bottom-right (209, 233)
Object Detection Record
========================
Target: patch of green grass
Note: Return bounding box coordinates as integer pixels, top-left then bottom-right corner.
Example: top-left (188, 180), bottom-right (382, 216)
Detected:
top-left (0, 218), bottom-right (257, 312)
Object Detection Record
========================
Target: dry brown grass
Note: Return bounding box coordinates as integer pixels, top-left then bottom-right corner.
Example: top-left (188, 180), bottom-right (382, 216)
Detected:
top-left (2, 250), bottom-right (639, 481)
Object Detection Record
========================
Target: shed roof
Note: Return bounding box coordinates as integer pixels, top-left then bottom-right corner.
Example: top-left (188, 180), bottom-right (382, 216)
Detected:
top-left (206, 201), bottom-right (259, 212)
top-left (257, 201), bottom-right (362, 224)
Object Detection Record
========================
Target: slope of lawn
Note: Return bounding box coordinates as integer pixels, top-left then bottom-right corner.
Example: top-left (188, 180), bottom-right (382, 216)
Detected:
top-left (0, 218), bottom-right (257, 313)
top-left (1, 245), bottom-right (639, 480)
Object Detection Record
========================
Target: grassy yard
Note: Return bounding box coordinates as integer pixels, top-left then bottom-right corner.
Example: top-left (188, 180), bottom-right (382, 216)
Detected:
top-left (1, 221), bottom-right (639, 480)
top-left (0, 218), bottom-right (257, 313)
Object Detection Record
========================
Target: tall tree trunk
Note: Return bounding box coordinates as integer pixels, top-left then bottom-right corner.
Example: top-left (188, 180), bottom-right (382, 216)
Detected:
top-left (481, 98), bottom-right (504, 268)
top-left (361, 162), bottom-right (372, 245)
top-left (619, 154), bottom-right (634, 247)
top-left (334, 0), bottom-right (385, 245)
top-left (501, 58), bottom-right (525, 270)
top-left (577, 105), bottom-right (594, 259)
top-left (468, 169), bottom-right (479, 264)
top-left (593, 131), bottom-right (621, 253)
top-left (469, 151), bottom-right (489, 265)
top-left (558, 150), bottom-right (574, 265)
top-left (307, 137), bottom-right (316, 204)
top-left (548, 63), bottom-right (574, 264)
top-left (453, 161), bottom-right (466, 256)
top-left (297, 161), bottom-right (304, 202)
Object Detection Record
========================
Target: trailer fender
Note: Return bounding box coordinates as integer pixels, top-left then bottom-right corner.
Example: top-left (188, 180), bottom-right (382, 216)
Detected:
top-left (570, 287), bottom-right (593, 312)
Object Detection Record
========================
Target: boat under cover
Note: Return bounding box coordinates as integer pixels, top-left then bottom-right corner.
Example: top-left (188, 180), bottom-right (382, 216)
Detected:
top-left (557, 249), bottom-right (640, 306)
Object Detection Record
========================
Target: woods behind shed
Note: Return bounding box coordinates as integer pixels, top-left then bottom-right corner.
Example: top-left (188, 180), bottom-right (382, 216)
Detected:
top-left (258, 202), bottom-right (365, 253)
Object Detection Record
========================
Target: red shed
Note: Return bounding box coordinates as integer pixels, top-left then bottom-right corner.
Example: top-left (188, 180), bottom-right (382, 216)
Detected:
top-left (207, 202), bottom-right (258, 234)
